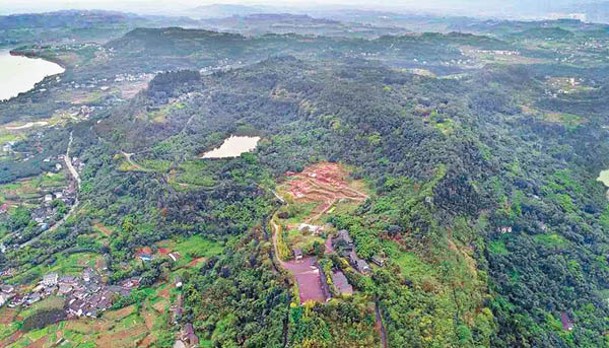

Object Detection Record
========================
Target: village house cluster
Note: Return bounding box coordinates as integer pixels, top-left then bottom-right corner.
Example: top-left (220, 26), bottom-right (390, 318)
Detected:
top-left (327, 229), bottom-right (385, 296)
top-left (113, 72), bottom-right (153, 84)
top-left (0, 268), bottom-right (139, 319)
top-left (1, 130), bottom-right (48, 163)
top-left (0, 149), bottom-right (83, 251)
top-left (199, 58), bottom-right (242, 75)
top-left (64, 105), bottom-right (96, 120)
top-left (32, 178), bottom-right (77, 225)
top-left (333, 229), bottom-right (372, 274)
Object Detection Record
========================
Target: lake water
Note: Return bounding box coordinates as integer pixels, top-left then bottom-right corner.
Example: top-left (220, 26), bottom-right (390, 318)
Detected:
top-left (201, 136), bottom-right (261, 159)
top-left (0, 50), bottom-right (65, 101)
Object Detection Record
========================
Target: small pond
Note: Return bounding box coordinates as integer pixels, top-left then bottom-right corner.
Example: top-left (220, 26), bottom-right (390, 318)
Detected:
top-left (201, 136), bottom-right (261, 159)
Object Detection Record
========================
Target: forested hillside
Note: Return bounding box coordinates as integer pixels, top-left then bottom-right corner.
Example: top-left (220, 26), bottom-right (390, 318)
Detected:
top-left (2, 13), bottom-right (609, 348)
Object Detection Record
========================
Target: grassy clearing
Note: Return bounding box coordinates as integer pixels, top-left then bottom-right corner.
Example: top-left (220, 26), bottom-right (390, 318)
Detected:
top-left (534, 233), bottom-right (568, 249)
top-left (173, 235), bottom-right (224, 259)
top-left (49, 252), bottom-right (104, 275)
top-left (388, 242), bottom-right (439, 288)
top-left (19, 296), bottom-right (65, 322)
top-left (0, 320), bottom-right (19, 341)
top-left (285, 227), bottom-right (325, 253)
top-left (488, 240), bottom-right (509, 255)
top-left (544, 112), bottom-right (583, 129)
top-left (280, 202), bottom-right (318, 225)
top-left (148, 102), bottom-right (184, 124)
top-left (156, 235), bottom-right (226, 269)
top-left (394, 252), bottom-right (436, 279)
top-left (433, 118), bottom-right (455, 135)
top-left (171, 161), bottom-right (217, 188)
top-left (0, 132), bottom-right (25, 144)
top-left (139, 159), bottom-right (172, 172)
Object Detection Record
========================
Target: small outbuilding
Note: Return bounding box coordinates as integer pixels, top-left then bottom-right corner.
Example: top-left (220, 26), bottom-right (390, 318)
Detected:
top-left (371, 256), bottom-right (386, 267)
top-left (356, 259), bottom-right (371, 274)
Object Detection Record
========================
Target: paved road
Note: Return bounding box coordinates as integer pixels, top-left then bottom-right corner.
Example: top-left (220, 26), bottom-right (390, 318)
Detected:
top-left (65, 132), bottom-right (81, 186)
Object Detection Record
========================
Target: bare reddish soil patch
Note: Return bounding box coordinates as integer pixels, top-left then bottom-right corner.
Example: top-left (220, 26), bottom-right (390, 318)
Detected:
top-left (26, 336), bottom-right (47, 348)
top-left (103, 305), bottom-right (136, 322)
top-left (158, 288), bottom-right (170, 300)
top-left (152, 299), bottom-right (168, 313)
top-left (284, 162), bottom-right (368, 222)
top-left (324, 236), bottom-right (334, 254)
top-left (0, 330), bottom-right (23, 347)
top-left (142, 309), bottom-right (156, 330)
top-left (139, 333), bottom-right (157, 347)
top-left (187, 257), bottom-right (206, 268)
top-left (0, 308), bottom-right (18, 324)
top-left (95, 257), bottom-right (106, 270)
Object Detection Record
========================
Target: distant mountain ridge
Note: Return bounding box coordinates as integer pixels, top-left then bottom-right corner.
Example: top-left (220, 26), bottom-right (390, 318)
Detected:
top-left (189, 4), bottom-right (269, 19)
top-left (0, 10), bottom-right (200, 48)
top-left (0, 10), bottom-right (136, 29)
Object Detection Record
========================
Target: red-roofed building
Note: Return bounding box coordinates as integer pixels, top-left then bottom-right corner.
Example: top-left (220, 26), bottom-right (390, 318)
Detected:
top-left (158, 248), bottom-right (170, 255)
top-left (136, 247), bottom-right (153, 262)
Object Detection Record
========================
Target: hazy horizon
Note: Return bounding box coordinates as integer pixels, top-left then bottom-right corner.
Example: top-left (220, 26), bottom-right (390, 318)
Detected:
top-left (1, 0), bottom-right (603, 19)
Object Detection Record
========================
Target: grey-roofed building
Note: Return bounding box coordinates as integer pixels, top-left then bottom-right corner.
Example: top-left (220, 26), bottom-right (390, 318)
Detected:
top-left (42, 273), bottom-right (59, 287)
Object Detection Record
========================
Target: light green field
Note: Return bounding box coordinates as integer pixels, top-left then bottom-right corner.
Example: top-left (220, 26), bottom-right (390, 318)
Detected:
top-left (156, 235), bottom-right (225, 269)
top-left (534, 233), bottom-right (568, 249)
top-left (173, 235), bottom-right (224, 259)
top-left (170, 160), bottom-right (217, 189)
top-left (598, 170), bottom-right (609, 187)
top-left (285, 227), bottom-right (325, 253)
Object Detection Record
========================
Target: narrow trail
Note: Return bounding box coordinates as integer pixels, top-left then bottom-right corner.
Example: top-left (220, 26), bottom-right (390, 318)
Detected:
top-left (271, 189), bottom-right (286, 204)
top-left (271, 219), bottom-right (289, 269)
top-left (375, 299), bottom-right (389, 348)
top-left (265, 209), bottom-right (290, 348)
